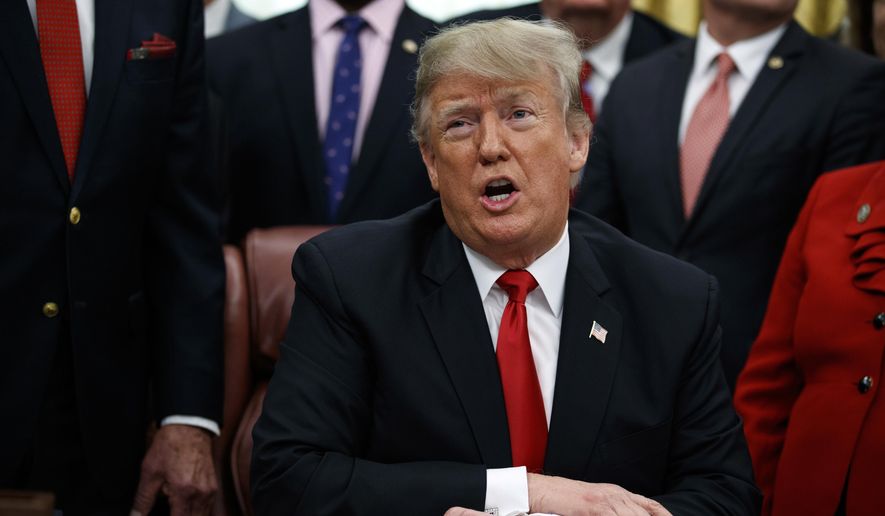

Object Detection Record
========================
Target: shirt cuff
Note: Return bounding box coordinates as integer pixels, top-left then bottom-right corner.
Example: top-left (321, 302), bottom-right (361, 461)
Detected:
top-left (160, 415), bottom-right (221, 436)
top-left (485, 466), bottom-right (529, 516)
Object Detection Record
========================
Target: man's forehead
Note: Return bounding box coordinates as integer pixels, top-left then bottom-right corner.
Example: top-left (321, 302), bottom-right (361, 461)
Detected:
top-left (430, 77), bottom-right (551, 109)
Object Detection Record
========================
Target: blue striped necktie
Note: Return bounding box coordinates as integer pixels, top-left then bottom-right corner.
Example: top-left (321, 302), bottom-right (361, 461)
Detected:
top-left (323, 14), bottom-right (366, 222)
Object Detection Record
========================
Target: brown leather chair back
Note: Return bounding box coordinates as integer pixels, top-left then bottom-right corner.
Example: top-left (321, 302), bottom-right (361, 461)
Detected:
top-left (232, 226), bottom-right (332, 516)
top-left (212, 245), bottom-right (251, 516)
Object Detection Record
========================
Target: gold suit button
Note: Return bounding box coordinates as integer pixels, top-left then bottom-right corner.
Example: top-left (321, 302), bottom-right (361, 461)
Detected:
top-left (43, 302), bottom-right (59, 318)
top-left (69, 207), bottom-right (81, 225)
top-left (857, 203), bottom-right (871, 223)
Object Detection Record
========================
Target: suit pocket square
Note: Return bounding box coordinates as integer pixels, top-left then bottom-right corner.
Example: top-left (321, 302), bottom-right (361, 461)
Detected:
top-left (126, 33), bottom-right (177, 61)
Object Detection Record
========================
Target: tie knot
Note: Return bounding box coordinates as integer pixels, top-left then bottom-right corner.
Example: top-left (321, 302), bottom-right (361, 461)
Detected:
top-left (716, 52), bottom-right (736, 78)
top-left (497, 270), bottom-right (538, 304)
top-left (339, 14), bottom-right (366, 34)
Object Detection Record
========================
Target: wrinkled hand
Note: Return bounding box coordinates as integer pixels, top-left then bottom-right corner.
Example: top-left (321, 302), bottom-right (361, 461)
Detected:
top-left (444, 508), bottom-right (487, 516)
top-left (131, 424), bottom-right (217, 516)
top-left (528, 473), bottom-right (672, 516)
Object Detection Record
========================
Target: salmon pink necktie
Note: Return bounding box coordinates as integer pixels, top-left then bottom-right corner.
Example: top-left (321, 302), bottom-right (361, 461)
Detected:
top-left (496, 270), bottom-right (547, 473)
top-left (37, 0), bottom-right (86, 181)
top-left (680, 52), bottom-right (736, 218)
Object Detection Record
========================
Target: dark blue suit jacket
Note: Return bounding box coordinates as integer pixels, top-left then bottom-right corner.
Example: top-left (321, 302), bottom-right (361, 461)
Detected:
top-left (575, 21), bottom-right (885, 389)
top-left (208, 6), bottom-right (438, 242)
top-left (0, 0), bottom-right (224, 498)
top-left (252, 200), bottom-right (759, 515)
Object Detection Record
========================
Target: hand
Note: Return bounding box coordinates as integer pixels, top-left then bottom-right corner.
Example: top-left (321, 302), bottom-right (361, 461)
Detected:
top-left (528, 473), bottom-right (671, 516)
top-left (131, 424), bottom-right (217, 516)
top-left (444, 508), bottom-right (487, 516)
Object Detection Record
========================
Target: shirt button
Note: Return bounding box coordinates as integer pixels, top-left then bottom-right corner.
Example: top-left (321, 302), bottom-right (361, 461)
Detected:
top-left (69, 207), bottom-right (81, 225)
top-left (873, 313), bottom-right (885, 330)
top-left (43, 302), bottom-right (59, 318)
top-left (858, 376), bottom-right (874, 394)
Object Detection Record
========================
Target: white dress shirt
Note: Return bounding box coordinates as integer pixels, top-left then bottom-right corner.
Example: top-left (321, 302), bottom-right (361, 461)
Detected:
top-left (583, 11), bottom-right (633, 113)
top-left (204, 0), bottom-right (232, 39)
top-left (678, 21), bottom-right (787, 144)
top-left (463, 224), bottom-right (570, 516)
top-left (25, 0), bottom-right (219, 436)
top-left (311, 0), bottom-right (403, 162)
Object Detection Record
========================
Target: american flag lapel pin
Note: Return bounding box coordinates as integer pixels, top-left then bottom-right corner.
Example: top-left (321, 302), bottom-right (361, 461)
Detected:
top-left (589, 320), bottom-right (607, 344)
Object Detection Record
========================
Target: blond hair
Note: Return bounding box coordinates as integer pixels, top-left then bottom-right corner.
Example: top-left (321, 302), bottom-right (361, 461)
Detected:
top-left (410, 18), bottom-right (591, 145)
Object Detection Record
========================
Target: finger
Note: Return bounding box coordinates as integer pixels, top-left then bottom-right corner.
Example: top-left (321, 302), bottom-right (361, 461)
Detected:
top-left (443, 507), bottom-right (486, 516)
top-left (631, 494), bottom-right (670, 516)
top-left (131, 472), bottom-right (163, 515)
top-left (168, 492), bottom-right (191, 516)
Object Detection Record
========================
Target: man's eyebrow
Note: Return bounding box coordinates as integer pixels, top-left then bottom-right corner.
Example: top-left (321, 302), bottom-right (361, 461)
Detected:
top-left (437, 100), bottom-right (475, 121)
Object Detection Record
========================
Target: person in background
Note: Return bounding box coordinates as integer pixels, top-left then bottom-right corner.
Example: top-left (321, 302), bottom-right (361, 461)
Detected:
top-left (250, 18), bottom-right (758, 516)
top-left (575, 0), bottom-right (885, 390)
top-left (451, 0), bottom-right (685, 121)
top-left (848, 0), bottom-right (885, 57)
top-left (0, 0), bottom-right (224, 514)
top-left (734, 7), bottom-right (885, 515)
top-left (734, 159), bottom-right (885, 515)
top-left (208, 0), bottom-right (437, 243)
top-left (205, 0), bottom-right (256, 38)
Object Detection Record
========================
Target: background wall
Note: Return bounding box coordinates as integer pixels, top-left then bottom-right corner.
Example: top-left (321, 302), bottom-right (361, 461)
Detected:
top-left (234, 0), bottom-right (846, 36)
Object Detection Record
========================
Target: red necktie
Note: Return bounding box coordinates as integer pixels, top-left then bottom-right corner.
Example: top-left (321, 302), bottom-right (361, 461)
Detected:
top-left (38, 0), bottom-right (86, 181)
top-left (496, 270), bottom-right (547, 473)
top-left (580, 60), bottom-right (596, 123)
top-left (680, 52), bottom-right (736, 218)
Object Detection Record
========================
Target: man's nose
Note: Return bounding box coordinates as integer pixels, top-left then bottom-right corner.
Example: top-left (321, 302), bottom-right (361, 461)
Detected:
top-left (477, 115), bottom-right (511, 164)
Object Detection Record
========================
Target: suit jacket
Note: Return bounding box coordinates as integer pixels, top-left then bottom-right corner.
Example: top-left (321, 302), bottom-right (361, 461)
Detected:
top-left (575, 21), bottom-right (885, 390)
top-left (207, 5), bottom-right (438, 242)
top-left (225, 3), bottom-right (256, 32)
top-left (735, 161), bottom-right (885, 515)
top-left (251, 200), bottom-right (759, 515)
top-left (450, 5), bottom-right (685, 66)
top-left (0, 0), bottom-right (224, 499)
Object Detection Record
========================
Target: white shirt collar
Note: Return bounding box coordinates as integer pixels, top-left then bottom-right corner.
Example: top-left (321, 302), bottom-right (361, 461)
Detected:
top-left (463, 222), bottom-right (570, 318)
top-left (310, 0), bottom-right (403, 44)
top-left (692, 20), bottom-right (788, 83)
top-left (584, 11), bottom-right (633, 83)
top-left (204, 0), bottom-right (231, 39)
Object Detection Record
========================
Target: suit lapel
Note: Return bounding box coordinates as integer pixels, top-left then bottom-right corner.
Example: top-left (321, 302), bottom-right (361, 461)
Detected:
top-left (71, 0), bottom-right (133, 200)
top-left (658, 41), bottom-right (695, 230)
top-left (544, 225), bottom-right (623, 477)
top-left (683, 22), bottom-right (805, 238)
top-left (336, 7), bottom-right (432, 222)
top-left (271, 9), bottom-right (327, 222)
top-left (0, 1), bottom-right (69, 194)
top-left (418, 225), bottom-right (512, 468)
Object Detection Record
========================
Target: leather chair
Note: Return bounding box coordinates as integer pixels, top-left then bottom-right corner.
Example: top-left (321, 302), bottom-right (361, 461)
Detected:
top-left (213, 244), bottom-right (252, 515)
top-left (230, 226), bottom-right (332, 515)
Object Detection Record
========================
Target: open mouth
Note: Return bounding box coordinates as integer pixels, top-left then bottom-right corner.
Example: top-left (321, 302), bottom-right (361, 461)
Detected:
top-left (484, 179), bottom-right (517, 201)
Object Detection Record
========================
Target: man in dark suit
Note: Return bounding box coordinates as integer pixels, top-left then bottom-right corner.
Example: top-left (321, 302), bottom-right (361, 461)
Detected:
top-left (452, 0), bottom-right (684, 118)
top-left (576, 0), bottom-right (885, 390)
top-left (0, 0), bottom-right (223, 513)
top-left (252, 19), bottom-right (758, 515)
top-left (208, 0), bottom-right (438, 243)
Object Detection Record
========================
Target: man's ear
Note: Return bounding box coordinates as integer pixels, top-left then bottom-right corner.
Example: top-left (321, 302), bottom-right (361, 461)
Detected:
top-left (568, 122), bottom-right (591, 173)
top-left (420, 142), bottom-right (440, 192)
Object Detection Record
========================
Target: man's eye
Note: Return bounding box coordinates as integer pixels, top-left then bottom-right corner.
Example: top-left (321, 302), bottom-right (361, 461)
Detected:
top-left (513, 110), bottom-right (529, 119)
top-left (450, 120), bottom-right (466, 128)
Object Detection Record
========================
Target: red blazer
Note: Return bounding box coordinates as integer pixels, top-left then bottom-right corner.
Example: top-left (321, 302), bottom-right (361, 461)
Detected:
top-left (735, 160), bottom-right (885, 515)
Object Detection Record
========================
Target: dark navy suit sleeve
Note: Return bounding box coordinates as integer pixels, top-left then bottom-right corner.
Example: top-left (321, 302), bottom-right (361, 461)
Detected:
top-left (251, 241), bottom-right (486, 516)
top-left (147, 0), bottom-right (225, 423)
